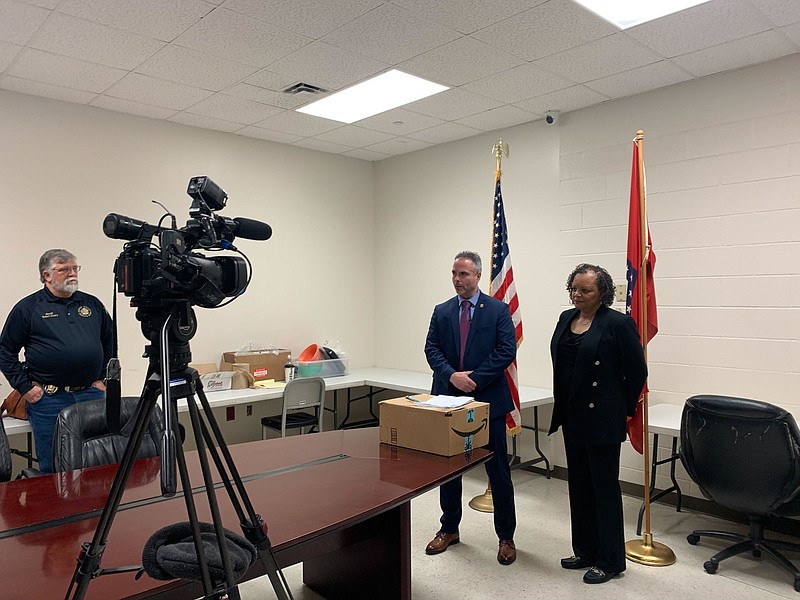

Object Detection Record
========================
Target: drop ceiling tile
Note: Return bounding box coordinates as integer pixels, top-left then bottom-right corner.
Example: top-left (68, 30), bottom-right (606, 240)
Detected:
top-left (406, 121), bottom-right (482, 144)
top-left (173, 7), bottom-right (311, 69)
top-left (322, 3), bottom-right (460, 65)
top-left (514, 85), bottom-right (609, 116)
top-left (584, 60), bottom-right (693, 99)
top-left (90, 94), bottom-right (177, 119)
top-left (236, 125), bottom-right (302, 144)
top-left (472, 0), bottom-right (616, 61)
top-left (671, 30), bottom-right (798, 77)
top-left (0, 41), bottom-right (21, 71)
top-left (393, 0), bottom-right (545, 34)
top-left (463, 63), bottom-right (575, 103)
top-left (313, 125), bottom-right (394, 147)
top-left (405, 87), bottom-right (502, 121)
top-left (292, 137), bottom-right (354, 154)
top-left (169, 110), bottom-right (241, 132)
top-left (625, 0), bottom-right (773, 58)
top-left (749, 0), bottom-right (800, 25)
top-left (224, 83), bottom-right (307, 109)
top-left (31, 12), bottom-right (164, 71)
top-left (222, 0), bottom-right (382, 38)
top-left (243, 69), bottom-right (296, 92)
top-left (55, 0), bottom-right (214, 43)
top-left (254, 109), bottom-right (340, 136)
top-left (363, 136), bottom-right (432, 156)
top-left (0, 74), bottom-right (97, 103)
top-left (398, 36), bottom-right (524, 87)
top-left (105, 72), bottom-right (213, 109)
top-left (8, 48), bottom-right (126, 92)
top-left (783, 22), bottom-right (800, 45)
top-left (265, 41), bottom-right (388, 91)
top-left (136, 44), bottom-right (257, 91)
top-left (184, 92), bottom-right (283, 123)
top-left (534, 34), bottom-right (662, 84)
top-left (355, 107), bottom-right (446, 136)
top-left (342, 147), bottom-right (390, 161)
top-left (455, 104), bottom-right (536, 131)
top-left (0, 0), bottom-right (50, 45)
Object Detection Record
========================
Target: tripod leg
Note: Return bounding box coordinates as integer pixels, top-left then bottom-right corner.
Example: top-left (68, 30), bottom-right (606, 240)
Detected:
top-left (193, 383), bottom-right (293, 600)
top-left (65, 383), bottom-right (161, 600)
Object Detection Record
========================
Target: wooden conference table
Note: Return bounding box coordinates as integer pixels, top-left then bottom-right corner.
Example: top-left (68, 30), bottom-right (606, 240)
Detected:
top-left (3, 367), bottom-right (554, 471)
top-left (0, 428), bottom-right (490, 600)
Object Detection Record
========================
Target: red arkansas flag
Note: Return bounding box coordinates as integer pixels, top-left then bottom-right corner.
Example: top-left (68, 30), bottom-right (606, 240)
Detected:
top-left (625, 138), bottom-right (657, 454)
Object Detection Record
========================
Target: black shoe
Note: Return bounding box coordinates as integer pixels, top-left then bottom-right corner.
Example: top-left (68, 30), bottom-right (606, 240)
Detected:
top-left (560, 555), bottom-right (593, 570)
top-left (583, 566), bottom-right (618, 584)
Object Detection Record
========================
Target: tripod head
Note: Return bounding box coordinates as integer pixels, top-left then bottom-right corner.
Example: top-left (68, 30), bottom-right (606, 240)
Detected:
top-left (136, 300), bottom-right (197, 375)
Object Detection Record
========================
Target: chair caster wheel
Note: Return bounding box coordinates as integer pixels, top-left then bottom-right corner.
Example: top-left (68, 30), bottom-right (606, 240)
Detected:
top-left (704, 561), bottom-right (718, 574)
top-left (687, 534), bottom-right (700, 545)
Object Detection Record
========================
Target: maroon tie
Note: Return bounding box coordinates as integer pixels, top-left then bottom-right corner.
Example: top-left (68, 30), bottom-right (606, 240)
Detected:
top-left (459, 299), bottom-right (471, 370)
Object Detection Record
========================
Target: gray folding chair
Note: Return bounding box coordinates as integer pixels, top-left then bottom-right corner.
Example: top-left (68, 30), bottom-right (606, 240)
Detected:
top-left (261, 377), bottom-right (325, 438)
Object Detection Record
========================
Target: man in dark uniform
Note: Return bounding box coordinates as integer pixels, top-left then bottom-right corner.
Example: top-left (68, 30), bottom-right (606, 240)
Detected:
top-left (0, 249), bottom-right (113, 473)
top-left (423, 251), bottom-right (518, 565)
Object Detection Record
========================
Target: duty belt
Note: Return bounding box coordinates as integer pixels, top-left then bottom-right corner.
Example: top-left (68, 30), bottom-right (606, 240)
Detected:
top-left (32, 382), bottom-right (89, 395)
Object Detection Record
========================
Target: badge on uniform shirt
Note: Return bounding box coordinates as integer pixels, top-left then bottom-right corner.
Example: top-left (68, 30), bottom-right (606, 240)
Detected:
top-left (78, 306), bottom-right (92, 318)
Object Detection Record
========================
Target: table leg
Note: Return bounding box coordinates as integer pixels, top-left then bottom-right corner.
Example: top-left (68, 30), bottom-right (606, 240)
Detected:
top-left (510, 407), bottom-right (551, 478)
top-left (636, 434), bottom-right (682, 536)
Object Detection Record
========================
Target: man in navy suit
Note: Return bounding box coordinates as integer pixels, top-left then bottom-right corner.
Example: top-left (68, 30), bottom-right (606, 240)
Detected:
top-left (423, 251), bottom-right (518, 565)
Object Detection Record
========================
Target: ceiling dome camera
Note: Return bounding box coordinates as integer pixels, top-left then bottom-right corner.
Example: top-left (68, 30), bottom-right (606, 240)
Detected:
top-left (544, 110), bottom-right (560, 125)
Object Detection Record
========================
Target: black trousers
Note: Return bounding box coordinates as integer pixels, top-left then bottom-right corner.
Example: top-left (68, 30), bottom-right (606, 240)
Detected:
top-left (564, 440), bottom-right (626, 573)
top-left (438, 416), bottom-right (516, 540)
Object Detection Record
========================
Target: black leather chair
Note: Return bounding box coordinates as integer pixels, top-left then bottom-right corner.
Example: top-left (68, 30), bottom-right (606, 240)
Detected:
top-left (0, 416), bottom-right (12, 482)
top-left (680, 394), bottom-right (800, 591)
top-left (52, 397), bottom-right (164, 472)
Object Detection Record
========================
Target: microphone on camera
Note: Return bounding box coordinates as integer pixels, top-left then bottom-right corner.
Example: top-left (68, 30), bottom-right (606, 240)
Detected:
top-left (231, 217), bottom-right (272, 241)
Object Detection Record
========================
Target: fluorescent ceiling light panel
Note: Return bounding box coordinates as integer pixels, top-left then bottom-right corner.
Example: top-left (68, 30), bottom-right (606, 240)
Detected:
top-left (296, 70), bottom-right (448, 124)
top-left (573, 0), bottom-right (711, 29)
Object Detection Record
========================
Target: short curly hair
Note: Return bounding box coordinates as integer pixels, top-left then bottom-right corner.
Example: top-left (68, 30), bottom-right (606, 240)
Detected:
top-left (566, 263), bottom-right (615, 307)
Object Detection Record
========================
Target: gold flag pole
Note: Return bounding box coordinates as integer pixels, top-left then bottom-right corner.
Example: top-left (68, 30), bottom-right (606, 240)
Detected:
top-left (469, 139), bottom-right (510, 514)
top-left (625, 130), bottom-right (675, 566)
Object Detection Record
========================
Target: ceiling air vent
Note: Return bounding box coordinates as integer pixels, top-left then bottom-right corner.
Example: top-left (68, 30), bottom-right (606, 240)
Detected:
top-left (283, 82), bottom-right (327, 95)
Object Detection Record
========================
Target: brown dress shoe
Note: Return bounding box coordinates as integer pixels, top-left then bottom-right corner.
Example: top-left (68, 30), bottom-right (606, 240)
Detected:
top-left (425, 531), bottom-right (460, 555)
top-left (497, 539), bottom-right (516, 565)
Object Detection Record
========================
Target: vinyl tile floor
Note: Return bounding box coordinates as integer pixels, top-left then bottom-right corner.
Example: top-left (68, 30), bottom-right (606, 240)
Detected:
top-left (237, 467), bottom-right (800, 599)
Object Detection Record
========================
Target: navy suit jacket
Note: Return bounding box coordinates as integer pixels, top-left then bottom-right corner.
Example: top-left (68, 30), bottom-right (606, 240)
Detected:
top-left (548, 305), bottom-right (647, 445)
top-left (425, 291), bottom-right (516, 420)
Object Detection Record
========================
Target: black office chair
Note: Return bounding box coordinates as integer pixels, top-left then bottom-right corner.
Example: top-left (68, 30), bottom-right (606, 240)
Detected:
top-left (52, 397), bottom-right (165, 472)
top-left (0, 416), bottom-right (12, 482)
top-left (679, 394), bottom-right (800, 592)
top-left (261, 377), bottom-right (325, 438)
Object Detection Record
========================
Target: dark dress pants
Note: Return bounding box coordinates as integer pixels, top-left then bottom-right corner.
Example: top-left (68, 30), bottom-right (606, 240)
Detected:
top-left (438, 415), bottom-right (516, 540)
top-left (564, 439), bottom-right (626, 573)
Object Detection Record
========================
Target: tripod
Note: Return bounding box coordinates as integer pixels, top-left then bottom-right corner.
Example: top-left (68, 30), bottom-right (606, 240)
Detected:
top-left (65, 302), bottom-right (293, 600)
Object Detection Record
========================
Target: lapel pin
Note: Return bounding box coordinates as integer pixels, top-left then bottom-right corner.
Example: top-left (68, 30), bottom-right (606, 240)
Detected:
top-left (479, 303), bottom-right (484, 308)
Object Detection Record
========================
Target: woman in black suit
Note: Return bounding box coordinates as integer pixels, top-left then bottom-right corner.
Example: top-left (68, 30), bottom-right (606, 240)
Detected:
top-left (548, 264), bottom-right (647, 584)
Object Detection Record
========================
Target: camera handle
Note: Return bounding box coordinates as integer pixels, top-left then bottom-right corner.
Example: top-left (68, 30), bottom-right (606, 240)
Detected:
top-left (65, 312), bottom-right (292, 600)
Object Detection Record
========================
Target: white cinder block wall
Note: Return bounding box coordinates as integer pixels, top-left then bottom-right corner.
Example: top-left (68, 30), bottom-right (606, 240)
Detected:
top-left (558, 54), bottom-right (800, 498)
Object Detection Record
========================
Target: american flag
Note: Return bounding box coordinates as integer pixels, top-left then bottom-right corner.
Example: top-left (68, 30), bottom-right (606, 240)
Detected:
top-left (490, 173), bottom-right (523, 435)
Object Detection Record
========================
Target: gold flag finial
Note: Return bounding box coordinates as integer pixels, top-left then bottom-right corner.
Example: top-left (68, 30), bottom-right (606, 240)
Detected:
top-left (492, 139), bottom-right (509, 174)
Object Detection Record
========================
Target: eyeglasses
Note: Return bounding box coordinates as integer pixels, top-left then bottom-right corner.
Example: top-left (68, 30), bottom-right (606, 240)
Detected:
top-left (52, 265), bottom-right (81, 274)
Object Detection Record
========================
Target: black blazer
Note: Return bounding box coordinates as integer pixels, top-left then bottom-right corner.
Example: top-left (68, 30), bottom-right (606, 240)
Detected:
top-left (548, 305), bottom-right (647, 445)
top-left (425, 291), bottom-right (516, 420)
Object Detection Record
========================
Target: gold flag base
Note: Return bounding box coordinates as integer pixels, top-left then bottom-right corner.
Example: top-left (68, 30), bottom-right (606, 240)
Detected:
top-left (625, 533), bottom-right (676, 566)
top-left (468, 485), bottom-right (494, 513)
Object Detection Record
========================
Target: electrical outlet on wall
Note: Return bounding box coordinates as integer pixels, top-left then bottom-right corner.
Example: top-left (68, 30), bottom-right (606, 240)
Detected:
top-left (614, 283), bottom-right (627, 304)
top-left (246, 404), bottom-right (252, 416)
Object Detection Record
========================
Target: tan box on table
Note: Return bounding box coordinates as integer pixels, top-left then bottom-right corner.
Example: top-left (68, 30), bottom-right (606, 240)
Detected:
top-left (379, 395), bottom-right (490, 456)
top-left (200, 370), bottom-right (254, 392)
top-left (220, 349), bottom-right (290, 381)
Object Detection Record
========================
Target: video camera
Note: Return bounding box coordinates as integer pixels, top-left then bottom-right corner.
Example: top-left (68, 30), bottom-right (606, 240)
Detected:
top-left (103, 176), bottom-right (271, 309)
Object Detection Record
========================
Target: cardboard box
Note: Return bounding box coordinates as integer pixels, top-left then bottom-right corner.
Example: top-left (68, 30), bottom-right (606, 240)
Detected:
top-left (221, 349), bottom-right (290, 381)
top-left (379, 395), bottom-right (490, 456)
top-left (200, 370), bottom-right (253, 392)
top-left (190, 362), bottom-right (219, 376)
